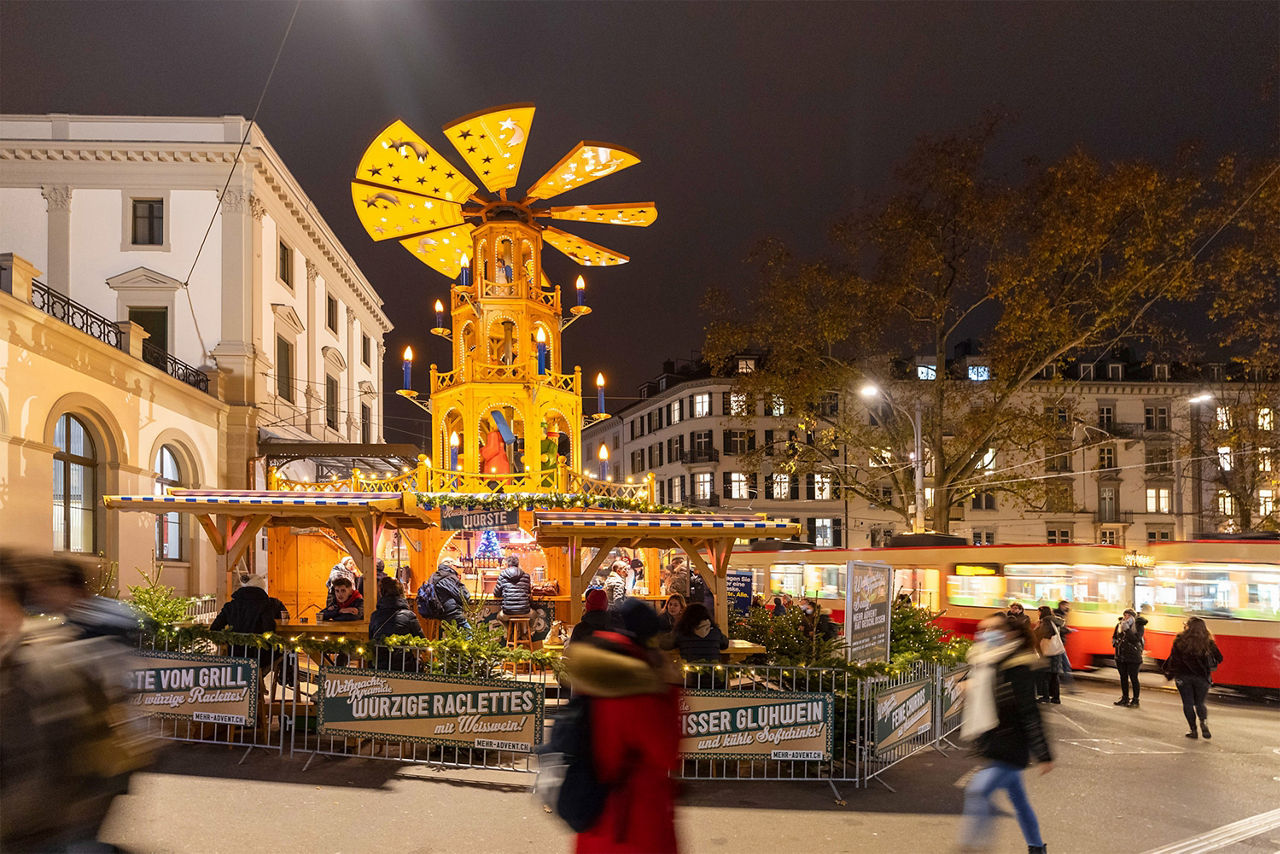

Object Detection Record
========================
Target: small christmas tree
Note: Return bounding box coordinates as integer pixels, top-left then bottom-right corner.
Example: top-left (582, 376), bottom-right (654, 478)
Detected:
top-left (475, 529), bottom-right (502, 561)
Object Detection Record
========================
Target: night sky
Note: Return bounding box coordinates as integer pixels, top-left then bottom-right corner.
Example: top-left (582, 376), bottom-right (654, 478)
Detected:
top-left (2, 1), bottom-right (1276, 447)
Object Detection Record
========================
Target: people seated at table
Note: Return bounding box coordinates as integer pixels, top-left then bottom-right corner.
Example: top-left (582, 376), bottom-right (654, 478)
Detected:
top-left (326, 555), bottom-right (361, 607)
top-left (419, 558), bottom-right (471, 629)
top-left (318, 577), bottom-right (363, 622)
top-left (661, 602), bottom-right (729, 663)
top-left (656, 593), bottom-right (686, 635)
top-left (370, 575), bottom-right (424, 671)
top-left (771, 596), bottom-right (787, 616)
top-left (493, 556), bottom-right (532, 621)
top-left (800, 597), bottom-right (839, 641)
top-left (211, 573), bottom-right (290, 634)
top-left (569, 589), bottom-right (614, 645)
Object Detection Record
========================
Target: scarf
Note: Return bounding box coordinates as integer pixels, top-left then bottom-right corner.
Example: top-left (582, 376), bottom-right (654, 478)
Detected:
top-left (961, 639), bottom-right (1020, 741)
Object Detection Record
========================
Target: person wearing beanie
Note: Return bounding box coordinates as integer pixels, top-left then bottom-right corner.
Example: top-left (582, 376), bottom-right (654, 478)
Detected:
top-left (565, 597), bottom-right (680, 852)
top-left (569, 588), bottom-right (615, 644)
top-left (211, 573), bottom-right (289, 634)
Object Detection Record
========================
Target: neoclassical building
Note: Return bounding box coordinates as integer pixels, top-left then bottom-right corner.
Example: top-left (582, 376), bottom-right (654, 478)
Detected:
top-left (0, 115), bottom-right (393, 592)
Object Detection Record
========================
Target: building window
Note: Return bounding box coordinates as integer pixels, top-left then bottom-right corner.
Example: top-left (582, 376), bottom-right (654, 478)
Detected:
top-left (1107, 363), bottom-right (1123, 381)
top-left (1144, 406), bottom-right (1169, 431)
top-left (1260, 489), bottom-right (1276, 519)
top-left (971, 491), bottom-right (996, 511)
top-left (276, 336), bottom-right (295, 403)
top-left (693, 472), bottom-right (712, 501)
top-left (726, 430), bottom-right (751, 455)
top-left (361, 404), bottom-right (372, 444)
top-left (813, 518), bottom-right (835, 548)
top-left (1153, 364), bottom-right (1169, 381)
top-left (771, 473), bottom-right (791, 500)
top-left (1046, 480), bottom-right (1073, 512)
top-left (668, 477), bottom-right (684, 503)
top-left (729, 392), bottom-right (750, 416)
top-left (813, 473), bottom-right (833, 500)
top-left (1098, 446), bottom-right (1116, 470)
top-left (968, 365), bottom-right (990, 381)
top-left (972, 529), bottom-right (995, 546)
top-left (361, 333), bottom-right (371, 367)
top-left (691, 430), bottom-right (713, 455)
top-left (1215, 406), bottom-right (1232, 430)
top-left (1145, 445), bottom-right (1172, 475)
top-left (631, 450), bottom-right (645, 473)
top-left (1216, 446), bottom-right (1233, 472)
top-left (325, 374), bottom-right (339, 430)
top-left (1098, 406), bottom-right (1114, 430)
top-left (1079, 364), bottom-right (1095, 380)
top-left (916, 364), bottom-right (936, 380)
top-left (727, 472), bottom-right (750, 500)
top-left (737, 357), bottom-right (756, 374)
top-left (669, 399), bottom-right (683, 425)
top-left (1217, 490), bottom-right (1234, 518)
top-left (1258, 408), bottom-right (1275, 431)
top-left (1147, 528), bottom-right (1172, 543)
top-left (1098, 486), bottom-right (1118, 522)
top-left (278, 240), bottom-right (293, 288)
top-left (154, 446), bottom-right (183, 560)
top-left (1046, 528), bottom-right (1072, 544)
top-left (1046, 406), bottom-right (1069, 424)
top-left (131, 199), bottom-right (164, 246)
top-left (1260, 448), bottom-right (1273, 474)
top-left (326, 293), bottom-right (339, 333)
top-left (1145, 487), bottom-right (1171, 514)
top-left (1045, 442), bottom-right (1071, 473)
top-left (869, 447), bottom-right (892, 468)
top-left (1099, 530), bottom-right (1117, 545)
top-left (692, 393), bottom-right (711, 418)
top-left (612, 434), bottom-right (620, 450)
top-left (53, 414), bottom-right (97, 553)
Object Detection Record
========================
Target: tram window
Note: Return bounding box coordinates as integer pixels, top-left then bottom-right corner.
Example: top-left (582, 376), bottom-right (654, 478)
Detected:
top-left (1137, 564), bottom-right (1280, 620)
top-left (769, 563), bottom-right (804, 597)
top-left (945, 574), bottom-right (1007, 609)
top-left (804, 564), bottom-right (844, 599)
top-left (1069, 566), bottom-right (1128, 611)
top-left (894, 568), bottom-right (939, 609)
top-left (1001, 564), bottom-right (1074, 610)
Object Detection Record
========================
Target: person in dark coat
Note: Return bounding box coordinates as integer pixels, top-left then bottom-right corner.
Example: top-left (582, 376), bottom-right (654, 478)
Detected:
top-left (370, 575), bottom-right (424, 671)
top-left (663, 556), bottom-right (690, 598)
top-left (771, 596), bottom-right (787, 616)
top-left (959, 614), bottom-right (1053, 854)
top-left (1006, 601), bottom-right (1031, 627)
top-left (656, 593), bottom-right (686, 635)
top-left (1112, 608), bottom-right (1147, 707)
top-left (661, 602), bottom-right (728, 663)
top-left (1033, 605), bottom-right (1064, 704)
top-left (318, 577), bottom-right (363, 622)
top-left (211, 574), bottom-right (289, 634)
top-left (800, 598), bottom-right (838, 641)
top-left (493, 556), bottom-right (533, 618)
top-left (565, 598), bottom-right (681, 853)
top-left (426, 559), bottom-right (471, 629)
top-left (1161, 616), bottom-right (1224, 739)
top-left (569, 589), bottom-right (614, 645)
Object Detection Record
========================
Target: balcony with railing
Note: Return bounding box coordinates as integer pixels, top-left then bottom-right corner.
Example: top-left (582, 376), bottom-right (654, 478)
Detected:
top-left (680, 448), bottom-right (719, 465)
top-left (1095, 509), bottom-right (1134, 525)
top-left (30, 279), bottom-right (210, 394)
top-left (689, 493), bottom-right (721, 508)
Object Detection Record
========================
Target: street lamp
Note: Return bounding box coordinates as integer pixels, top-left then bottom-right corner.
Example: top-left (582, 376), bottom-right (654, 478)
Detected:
top-left (861, 383), bottom-right (926, 534)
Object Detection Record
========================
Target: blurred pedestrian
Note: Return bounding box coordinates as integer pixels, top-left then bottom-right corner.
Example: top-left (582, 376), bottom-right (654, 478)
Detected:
top-left (1161, 616), bottom-right (1224, 740)
top-left (1034, 606), bottom-right (1063, 704)
top-left (370, 574), bottom-right (424, 671)
top-left (1052, 601), bottom-right (1077, 693)
top-left (565, 598), bottom-right (681, 853)
top-left (1112, 608), bottom-right (1146, 707)
top-left (959, 614), bottom-right (1052, 854)
top-left (569, 589), bottom-right (613, 645)
top-left (771, 596), bottom-right (787, 616)
top-left (1006, 601), bottom-right (1031, 627)
top-left (800, 597), bottom-right (839, 642)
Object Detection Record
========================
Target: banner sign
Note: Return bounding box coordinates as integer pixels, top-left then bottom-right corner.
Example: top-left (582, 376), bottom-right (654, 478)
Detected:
top-left (726, 570), bottom-right (753, 616)
top-left (317, 668), bottom-right (544, 751)
top-left (440, 507), bottom-right (521, 531)
top-left (845, 561), bottom-right (892, 664)
top-left (678, 689), bottom-right (833, 760)
top-left (874, 677), bottom-right (933, 757)
top-left (130, 652), bottom-right (259, 726)
top-left (940, 665), bottom-right (969, 729)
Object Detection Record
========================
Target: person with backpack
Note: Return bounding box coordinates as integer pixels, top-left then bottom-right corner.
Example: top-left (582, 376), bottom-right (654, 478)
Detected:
top-left (369, 574), bottom-right (424, 671)
top-left (418, 559), bottom-right (471, 629)
top-left (959, 614), bottom-right (1053, 854)
top-left (1112, 607), bottom-right (1147, 707)
top-left (1161, 616), bottom-right (1224, 740)
top-left (1034, 606), bottom-right (1064, 704)
top-left (493, 555), bottom-right (533, 621)
top-left (559, 598), bottom-right (681, 853)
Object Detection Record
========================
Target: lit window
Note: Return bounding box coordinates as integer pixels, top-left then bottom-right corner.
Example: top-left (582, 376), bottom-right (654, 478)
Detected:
top-left (1216, 406), bottom-right (1232, 430)
top-left (53, 414), bottom-right (97, 553)
top-left (813, 474), bottom-right (833, 500)
top-left (1217, 446), bottom-right (1232, 472)
top-left (870, 448), bottom-right (892, 468)
top-left (771, 473), bottom-right (791, 499)
top-left (770, 395), bottom-right (786, 417)
top-left (154, 446), bottom-right (183, 561)
top-left (968, 365), bottom-right (990, 381)
top-left (1259, 408), bottom-right (1275, 431)
top-left (1217, 490), bottom-right (1234, 518)
top-left (728, 473), bottom-right (750, 500)
top-left (694, 472), bottom-right (712, 500)
top-left (1260, 448), bottom-right (1273, 473)
top-left (729, 392), bottom-right (749, 416)
top-left (1145, 487), bottom-right (1171, 514)
top-left (669, 478), bottom-right (684, 503)
top-left (692, 393), bottom-right (711, 418)
top-left (1260, 489), bottom-right (1276, 518)
top-left (669, 399), bottom-right (682, 425)
top-left (737, 358), bottom-right (755, 374)
top-left (916, 364), bottom-right (936, 380)
top-left (978, 448), bottom-right (996, 471)
top-left (813, 518), bottom-right (835, 548)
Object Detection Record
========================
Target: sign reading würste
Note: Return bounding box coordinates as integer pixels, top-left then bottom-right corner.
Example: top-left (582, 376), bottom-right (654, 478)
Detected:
top-left (318, 668), bottom-right (543, 751)
top-left (130, 652), bottom-right (259, 726)
top-left (440, 507), bottom-right (521, 531)
top-left (873, 677), bottom-right (933, 757)
top-left (679, 690), bottom-right (833, 760)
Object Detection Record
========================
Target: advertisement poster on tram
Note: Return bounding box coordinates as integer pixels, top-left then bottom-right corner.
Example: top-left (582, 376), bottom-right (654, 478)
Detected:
top-left (845, 561), bottom-right (892, 664)
top-left (873, 677), bottom-right (934, 757)
top-left (678, 689), bottom-right (833, 760)
top-left (726, 570), bottom-right (753, 615)
top-left (130, 652), bottom-right (259, 726)
top-left (317, 668), bottom-right (544, 751)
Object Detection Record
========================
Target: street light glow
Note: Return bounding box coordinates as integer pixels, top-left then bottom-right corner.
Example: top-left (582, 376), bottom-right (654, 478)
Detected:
top-left (859, 383), bottom-right (880, 398)
top-left (1189, 393), bottom-right (1213, 404)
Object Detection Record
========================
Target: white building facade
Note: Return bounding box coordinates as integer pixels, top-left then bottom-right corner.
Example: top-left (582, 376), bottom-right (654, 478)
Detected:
top-left (0, 115), bottom-right (393, 592)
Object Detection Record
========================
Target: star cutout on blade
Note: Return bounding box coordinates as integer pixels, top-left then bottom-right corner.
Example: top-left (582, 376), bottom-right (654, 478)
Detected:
top-left (363, 197), bottom-right (379, 208)
top-left (416, 177), bottom-right (426, 184)
top-left (368, 167), bottom-right (382, 176)
top-left (482, 156), bottom-right (492, 164)
top-left (429, 164), bottom-right (437, 172)
top-left (500, 118), bottom-right (517, 131)
top-left (410, 216), bottom-right (420, 224)
top-left (458, 130), bottom-right (472, 139)
top-left (467, 146), bottom-right (477, 153)
top-left (445, 171), bottom-right (455, 178)
top-left (391, 176), bottom-right (401, 183)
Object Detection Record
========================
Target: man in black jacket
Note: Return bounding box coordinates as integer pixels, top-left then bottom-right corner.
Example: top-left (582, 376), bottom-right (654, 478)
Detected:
top-left (493, 556), bottom-right (532, 620)
top-left (424, 559), bottom-right (471, 629)
top-left (211, 574), bottom-right (289, 634)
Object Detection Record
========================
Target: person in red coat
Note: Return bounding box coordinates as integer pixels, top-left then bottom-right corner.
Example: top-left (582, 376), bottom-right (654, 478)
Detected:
top-left (565, 598), bottom-right (682, 854)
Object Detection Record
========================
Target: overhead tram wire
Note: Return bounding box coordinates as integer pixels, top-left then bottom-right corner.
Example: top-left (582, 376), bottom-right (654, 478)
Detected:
top-left (177, 0), bottom-right (303, 365)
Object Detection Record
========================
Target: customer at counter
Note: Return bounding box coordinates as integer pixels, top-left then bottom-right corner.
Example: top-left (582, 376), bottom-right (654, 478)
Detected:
top-left (422, 559), bottom-right (471, 629)
top-left (211, 574), bottom-right (289, 634)
top-left (604, 560), bottom-right (630, 606)
top-left (319, 577), bottom-right (363, 622)
top-left (370, 575), bottom-right (424, 671)
top-left (662, 602), bottom-right (728, 663)
top-left (656, 593), bottom-right (686, 635)
top-left (663, 556), bottom-right (689, 597)
top-left (493, 555), bottom-right (532, 621)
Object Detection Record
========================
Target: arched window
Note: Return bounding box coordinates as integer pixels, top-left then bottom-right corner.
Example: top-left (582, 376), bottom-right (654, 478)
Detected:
top-left (154, 445), bottom-right (184, 560)
top-left (53, 414), bottom-right (97, 553)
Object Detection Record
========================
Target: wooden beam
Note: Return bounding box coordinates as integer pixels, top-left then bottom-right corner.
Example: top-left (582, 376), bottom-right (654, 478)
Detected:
top-left (580, 538), bottom-right (621, 579)
top-left (194, 514), bottom-right (226, 555)
top-left (223, 514), bottom-right (269, 575)
top-left (567, 536), bottom-right (585, 624)
top-left (676, 538), bottom-right (729, 630)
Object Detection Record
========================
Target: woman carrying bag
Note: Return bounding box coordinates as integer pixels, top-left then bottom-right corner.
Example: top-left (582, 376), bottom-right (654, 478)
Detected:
top-left (1034, 606), bottom-right (1064, 704)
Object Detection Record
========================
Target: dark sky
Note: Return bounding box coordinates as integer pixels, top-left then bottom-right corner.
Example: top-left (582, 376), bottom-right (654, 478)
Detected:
top-left (2, 1), bottom-right (1276, 446)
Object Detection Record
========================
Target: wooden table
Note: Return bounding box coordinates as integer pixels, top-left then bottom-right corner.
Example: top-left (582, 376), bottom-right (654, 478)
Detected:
top-left (276, 620), bottom-right (369, 636)
top-left (725, 639), bottom-right (766, 663)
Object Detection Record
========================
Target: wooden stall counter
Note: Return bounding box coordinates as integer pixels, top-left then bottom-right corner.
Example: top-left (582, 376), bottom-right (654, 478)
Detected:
top-left (725, 639), bottom-right (766, 663)
top-left (276, 620), bottom-right (370, 636)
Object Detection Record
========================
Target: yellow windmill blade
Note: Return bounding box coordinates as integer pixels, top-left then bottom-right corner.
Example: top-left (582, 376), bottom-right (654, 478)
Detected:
top-left (350, 183), bottom-right (465, 241)
top-left (524, 142), bottom-right (641, 201)
top-left (545, 202), bottom-right (657, 227)
top-left (442, 103), bottom-right (536, 194)
top-left (355, 119), bottom-right (477, 202)
top-left (541, 225), bottom-right (630, 266)
top-left (398, 224), bottom-right (475, 278)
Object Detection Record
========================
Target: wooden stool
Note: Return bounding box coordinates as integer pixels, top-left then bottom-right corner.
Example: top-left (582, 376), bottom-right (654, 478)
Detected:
top-left (504, 616), bottom-right (533, 651)
top-left (416, 615), bottom-right (441, 641)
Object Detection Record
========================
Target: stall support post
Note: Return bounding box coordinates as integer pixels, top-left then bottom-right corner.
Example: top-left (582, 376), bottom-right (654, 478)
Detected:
top-left (567, 537), bottom-right (585, 624)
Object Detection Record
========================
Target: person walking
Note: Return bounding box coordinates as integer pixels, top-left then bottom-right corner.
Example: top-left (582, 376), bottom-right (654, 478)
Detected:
top-left (1112, 608), bottom-right (1147, 707)
top-left (1006, 601), bottom-right (1031, 627)
top-left (1161, 616), bottom-right (1224, 739)
top-left (959, 614), bottom-right (1053, 854)
top-left (1033, 606), bottom-right (1064, 704)
top-left (565, 598), bottom-right (681, 853)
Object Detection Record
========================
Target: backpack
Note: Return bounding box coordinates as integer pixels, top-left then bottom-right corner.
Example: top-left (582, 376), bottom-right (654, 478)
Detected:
top-left (416, 578), bottom-right (444, 619)
top-left (688, 571), bottom-right (709, 605)
top-left (536, 696), bottom-right (612, 833)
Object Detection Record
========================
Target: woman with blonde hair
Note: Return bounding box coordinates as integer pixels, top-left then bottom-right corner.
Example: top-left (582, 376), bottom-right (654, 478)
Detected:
top-left (1161, 616), bottom-right (1224, 739)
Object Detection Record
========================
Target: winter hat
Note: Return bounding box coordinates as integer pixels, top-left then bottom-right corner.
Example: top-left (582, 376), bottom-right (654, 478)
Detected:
top-left (614, 596), bottom-right (661, 643)
top-left (239, 573), bottom-right (267, 591)
top-left (584, 589), bottom-right (608, 613)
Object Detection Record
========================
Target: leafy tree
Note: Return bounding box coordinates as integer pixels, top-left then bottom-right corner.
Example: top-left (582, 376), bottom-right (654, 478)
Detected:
top-left (706, 120), bottom-right (1206, 533)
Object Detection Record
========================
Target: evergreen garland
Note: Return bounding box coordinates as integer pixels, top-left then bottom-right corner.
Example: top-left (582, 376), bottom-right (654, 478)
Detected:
top-left (412, 491), bottom-right (700, 515)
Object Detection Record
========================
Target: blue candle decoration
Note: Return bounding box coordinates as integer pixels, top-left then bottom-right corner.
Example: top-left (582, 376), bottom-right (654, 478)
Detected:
top-left (402, 346), bottom-right (413, 390)
top-left (599, 458), bottom-right (607, 480)
top-left (535, 327), bottom-right (548, 375)
top-left (434, 299), bottom-right (444, 329)
top-left (576, 275), bottom-right (585, 307)
top-left (596, 372), bottom-right (606, 413)
top-left (459, 255), bottom-right (472, 288)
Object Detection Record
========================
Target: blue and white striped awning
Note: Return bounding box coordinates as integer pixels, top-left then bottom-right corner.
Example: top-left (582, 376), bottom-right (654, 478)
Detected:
top-left (535, 512), bottom-right (797, 532)
top-left (104, 490), bottom-right (401, 513)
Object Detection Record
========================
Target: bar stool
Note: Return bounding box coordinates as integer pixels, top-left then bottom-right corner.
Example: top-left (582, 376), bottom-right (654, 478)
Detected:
top-left (504, 616), bottom-right (533, 651)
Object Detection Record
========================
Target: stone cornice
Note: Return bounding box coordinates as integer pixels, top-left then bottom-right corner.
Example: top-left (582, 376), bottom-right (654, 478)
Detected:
top-left (1, 144), bottom-right (240, 164)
